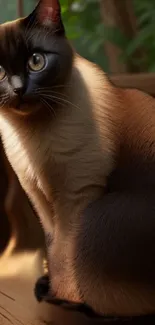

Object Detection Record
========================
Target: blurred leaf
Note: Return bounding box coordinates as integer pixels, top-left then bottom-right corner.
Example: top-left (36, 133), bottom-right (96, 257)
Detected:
top-left (125, 27), bottom-right (152, 56)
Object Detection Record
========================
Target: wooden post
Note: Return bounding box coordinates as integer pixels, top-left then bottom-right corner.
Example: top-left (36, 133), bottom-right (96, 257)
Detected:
top-left (17, 0), bottom-right (24, 17)
top-left (100, 0), bottom-right (142, 74)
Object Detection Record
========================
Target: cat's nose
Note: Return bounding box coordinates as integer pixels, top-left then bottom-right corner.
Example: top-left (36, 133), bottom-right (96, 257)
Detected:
top-left (13, 87), bottom-right (24, 96)
top-left (11, 76), bottom-right (24, 96)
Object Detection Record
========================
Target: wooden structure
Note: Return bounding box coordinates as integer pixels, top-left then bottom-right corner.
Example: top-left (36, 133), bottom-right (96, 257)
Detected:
top-left (0, 252), bottom-right (106, 325)
top-left (17, 0), bottom-right (24, 17)
top-left (100, 0), bottom-right (155, 94)
top-left (100, 0), bottom-right (145, 74)
top-left (110, 72), bottom-right (155, 95)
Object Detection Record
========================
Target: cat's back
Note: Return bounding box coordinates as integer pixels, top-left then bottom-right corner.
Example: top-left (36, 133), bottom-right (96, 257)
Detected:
top-left (119, 87), bottom-right (155, 159)
top-left (74, 55), bottom-right (155, 176)
top-left (75, 55), bottom-right (155, 156)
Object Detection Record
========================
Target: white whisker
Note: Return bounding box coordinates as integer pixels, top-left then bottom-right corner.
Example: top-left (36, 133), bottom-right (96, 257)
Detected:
top-left (41, 93), bottom-right (81, 112)
top-left (40, 96), bottom-right (56, 118)
top-left (35, 89), bottom-right (69, 100)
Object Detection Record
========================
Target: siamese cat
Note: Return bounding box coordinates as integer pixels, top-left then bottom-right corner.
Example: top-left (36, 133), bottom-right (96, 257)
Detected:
top-left (1, 0), bottom-right (155, 320)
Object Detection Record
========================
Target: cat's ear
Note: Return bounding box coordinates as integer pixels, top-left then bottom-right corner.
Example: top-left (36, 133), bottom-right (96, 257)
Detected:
top-left (37, 0), bottom-right (64, 31)
top-left (26, 0), bottom-right (65, 35)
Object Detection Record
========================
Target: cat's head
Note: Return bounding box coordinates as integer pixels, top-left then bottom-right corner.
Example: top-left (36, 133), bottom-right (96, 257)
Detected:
top-left (0, 0), bottom-right (73, 116)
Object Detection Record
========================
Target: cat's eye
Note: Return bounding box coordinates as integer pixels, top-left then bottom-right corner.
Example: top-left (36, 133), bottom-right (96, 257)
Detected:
top-left (28, 53), bottom-right (46, 72)
top-left (0, 66), bottom-right (6, 81)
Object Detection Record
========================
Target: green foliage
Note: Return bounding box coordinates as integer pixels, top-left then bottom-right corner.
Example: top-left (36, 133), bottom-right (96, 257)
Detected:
top-left (0, 0), bottom-right (109, 70)
top-left (127, 0), bottom-right (155, 72)
top-left (61, 0), bottom-right (155, 72)
top-left (1, 0), bottom-right (155, 72)
top-left (61, 0), bottom-right (109, 71)
top-left (0, 0), bottom-right (16, 22)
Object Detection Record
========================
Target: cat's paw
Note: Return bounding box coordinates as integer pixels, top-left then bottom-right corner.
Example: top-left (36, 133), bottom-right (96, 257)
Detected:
top-left (34, 274), bottom-right (50, 302)
top-left (45, 295), bottom-right (97, 317)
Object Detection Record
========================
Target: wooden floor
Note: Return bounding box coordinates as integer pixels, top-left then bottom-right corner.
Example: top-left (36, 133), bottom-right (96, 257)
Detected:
top-left (0, 250), bottom-right (48, 325)
top-left (0, 249), bottom-right (102, 325)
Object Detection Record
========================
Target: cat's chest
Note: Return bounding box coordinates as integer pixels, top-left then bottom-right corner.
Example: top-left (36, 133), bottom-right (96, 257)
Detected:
top-left (6, 134), bottom-right (34, 177)
top-left (0, 119), bottom-right (47, 191)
